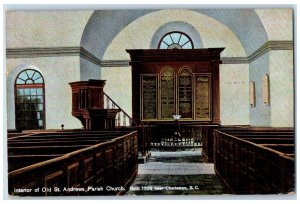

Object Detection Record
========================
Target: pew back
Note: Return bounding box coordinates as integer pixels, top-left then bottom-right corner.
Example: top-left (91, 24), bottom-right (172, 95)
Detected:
top-left (8, 130), bottom-right (138, 196)
top-left (213, 127), bottom-right (294, 194)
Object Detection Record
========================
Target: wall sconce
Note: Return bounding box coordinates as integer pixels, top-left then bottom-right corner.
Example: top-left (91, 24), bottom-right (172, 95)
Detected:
top-left (250, 81), bottom-right (255, 107)
top-left (263, 74), bottom-right (270, 106)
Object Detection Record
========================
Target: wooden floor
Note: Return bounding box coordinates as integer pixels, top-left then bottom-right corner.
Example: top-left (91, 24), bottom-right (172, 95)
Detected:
top-left (126, 149), bottom-right (227, 196)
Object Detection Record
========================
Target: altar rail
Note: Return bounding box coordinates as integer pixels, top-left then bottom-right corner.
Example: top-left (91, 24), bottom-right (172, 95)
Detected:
top-left (8, 131), bottom-right (138, 196)
top-left (140, 124), bottom-right (218, 150)
top-left (213, 127), bottom-right (294, 194)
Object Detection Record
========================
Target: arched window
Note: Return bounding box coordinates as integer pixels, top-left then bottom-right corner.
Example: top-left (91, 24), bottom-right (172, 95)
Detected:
top-left (158, 32), bottom-right (194, 49)
top-left (15, 69), bottom-right (45, 130)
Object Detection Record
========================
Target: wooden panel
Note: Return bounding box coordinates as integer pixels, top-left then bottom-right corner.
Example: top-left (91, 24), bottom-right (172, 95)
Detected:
top-left (94, 152), bottom-right (104, 185)
top-left (44, 170), bottom-right (64, 196)
top-left (89, 88), bottom-right (103, 109)
top-left (105, 149), bottom-right (114, 164)
top-left (67, 162), bottom-right (80, 187)
top-left (195, 62), bottom-right (210, 73)
top-left (214, 127), bottom-right (294, 194)
top-left (72, 92), bottom-right (79, 112)
top-left (195, 75), bottom-right (211, 120)
top-left (128, 49), bottom-right (223, 125)
top-left (141, 75), bottom-right (157, 120)
top-left (160, 68), bottom-right (175, 119)
top-left (83, 157), bottom-right (94, 185)
top-left (178, 70), bottom-right (192, 118)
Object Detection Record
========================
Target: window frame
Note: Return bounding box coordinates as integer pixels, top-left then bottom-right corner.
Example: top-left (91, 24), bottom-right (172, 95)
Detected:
top-left (14, 69), bottom-right (46, 130)
top-left (158, 31), bottom-right (194, 49)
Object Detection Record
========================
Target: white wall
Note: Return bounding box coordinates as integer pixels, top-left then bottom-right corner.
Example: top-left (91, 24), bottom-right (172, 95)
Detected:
top-left (248, 50), bottom-right (294, 128)
top-left (6, 56), bottom-right (82, 129)
top-left (255, 9), bottom-right (293, 41)
top-left (102, 9), bottom-right (246, 61)
top-left (249, 53), bottom-right (271, 126)
top-left (80, 57), bottom-right (101, 81)
top-left (6, 11), bottom-right (93, 48)
top-left (269, 50), bottom-right (294, 127)
top-left (101, 66), bottom-right (132, 116)
top-left (220, 64), bottom-right (249, 125)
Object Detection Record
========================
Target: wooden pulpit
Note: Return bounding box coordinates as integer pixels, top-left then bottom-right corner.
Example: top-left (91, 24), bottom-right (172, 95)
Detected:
top-left (69, 79), bottom-right (120, 130)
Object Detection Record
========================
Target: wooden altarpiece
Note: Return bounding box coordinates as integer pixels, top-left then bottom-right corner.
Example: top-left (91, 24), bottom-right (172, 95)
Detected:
top-left (126, 48), bottom-right (224, 126)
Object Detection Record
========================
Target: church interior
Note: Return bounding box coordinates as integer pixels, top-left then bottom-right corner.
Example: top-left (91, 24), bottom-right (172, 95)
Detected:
top-left (5, 8), bottom-right (295, 197)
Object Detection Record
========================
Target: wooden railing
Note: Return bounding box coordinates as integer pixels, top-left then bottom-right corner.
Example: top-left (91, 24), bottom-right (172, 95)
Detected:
top-left (141, 124), bottom-right (217, 149)
top-left (213, 128), bottom-right (294, 194)
top-left (103, 92), bottom-right (137, 127)
top-left (8, 131), bottom-right (138, 196)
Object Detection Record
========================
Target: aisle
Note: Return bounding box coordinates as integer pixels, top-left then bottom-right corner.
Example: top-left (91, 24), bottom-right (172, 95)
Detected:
top-left (126, 149), bottom-right (226, 195)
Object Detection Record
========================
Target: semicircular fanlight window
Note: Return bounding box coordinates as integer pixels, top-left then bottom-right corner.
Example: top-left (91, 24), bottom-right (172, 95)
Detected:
top-left (158, 32), bottom-right (193, 49)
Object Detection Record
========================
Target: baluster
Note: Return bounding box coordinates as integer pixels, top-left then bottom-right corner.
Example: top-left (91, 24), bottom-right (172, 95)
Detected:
top-left (199, 127), bottom-right (203, 146)
top-left (106, 96), bottom-right (110, 109)
top-left (161, 128), bottom-right (163, 146)
top-left (117, 112), bottom-right (121, 127)
top-left (189, 128), bottom-right (192, 145)
top-left (123, 113), bottom-right (126, 126)
top-left (194, 128), bottom-right (198, 145)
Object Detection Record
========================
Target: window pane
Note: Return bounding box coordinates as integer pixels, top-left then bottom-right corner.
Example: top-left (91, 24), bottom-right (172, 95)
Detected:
top-left (34, 77), bottom-right (44, 84)
top-left (26, 70), bottom-right (35, 78)
top-left (17, 97), bottom-right (23, 103)
top-left (179, 35), bottom-right (189, 46)
top-left (28, 104), bottom-right (36, 111)
top-left (16, 78), bottom-right (25, 84)
top-left (163, 35), bottom-right (173, 45)
top-left (17, 89), bottom-right (24, 96)
top-left (159, 43), bottom-right (168, 49)
top-left (182, 42), bottom-right (192, 49)
top-left (38, 104), bottom-right (43, 111)
top-left (37, 112), bottom-right (40, 119)
top-left (26, 79), bottom-right (34, 84)
top-left (31, 88), bottom-right (37, 95)
top-left (32, 72), bottom-right (41, 80)
top-left (38, 120), bottom-right (43, 128)
top-left (24, 96), bottom-right (30, 101)
top-left (36, 88), bottom-right (43, 95)
top-left (24, 104), bottom-right (28, 111)
top-left (34, 104), bottom-right (38, 111)
top-left (31, 96), bottom-right (37, 103)
top-left (170, 33), bottom-right (180, 43)
top-left (18, 71), bottom-right (29, 80)
top-left (37, 96), bottom-right (43, 103)
top-left (24, 89), bottom-right (30, 95)
top-left (18, 104), bottom-right (25, 111)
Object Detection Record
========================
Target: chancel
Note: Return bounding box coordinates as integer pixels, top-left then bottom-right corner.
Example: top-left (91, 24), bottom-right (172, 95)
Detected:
top-left (5, 8), bottom-right (294, 196)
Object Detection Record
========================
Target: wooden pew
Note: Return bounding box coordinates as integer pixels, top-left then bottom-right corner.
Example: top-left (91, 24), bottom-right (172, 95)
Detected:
top-left (8, 145), bottom-right (91, 156)
top-left (213, 127), bottom-right (294, 194)
top-left (8, 140), bottom-right (109, 147)
top-left (8, 131), bottom-right (138, 196)
top-left (8, 155), bottom-right (63, 172)
top-left (8, 132), bottom-right (127, 140)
